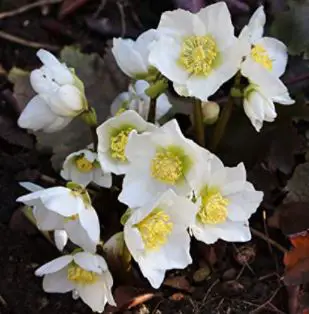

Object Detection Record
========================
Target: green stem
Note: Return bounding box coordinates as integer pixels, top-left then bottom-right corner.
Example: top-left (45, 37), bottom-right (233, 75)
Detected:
top-left (147, 98), bottom-right (156, 123)
top-left (80, 107), bottom-right (99, 152)
top-left (90, 125), bottom-right (98, 152)
top-left (193, 98), bottom-right (205, 147)
top-left (210, 96), bottom-right (233, 152)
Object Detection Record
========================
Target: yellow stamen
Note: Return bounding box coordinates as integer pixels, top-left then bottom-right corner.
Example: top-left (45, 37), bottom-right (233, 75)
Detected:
top-left (178, 35), bottom-right (218, 76)
top-left (110, 127), bottom-right (134, 161)
top-left (135, 209), bottom-right (173, 251)
top-left (151, 150), bottom-right (183, 184)
top-left (67, 263), bottom-right (98, 284)
top-left (197, 188), bottom-right (228, 224)
top-left (75, 156), bottom-right (94, 173)
top-left (251, 44), bottom-right (273, 70)
top-left (115, 107), bottom-right (127, 116)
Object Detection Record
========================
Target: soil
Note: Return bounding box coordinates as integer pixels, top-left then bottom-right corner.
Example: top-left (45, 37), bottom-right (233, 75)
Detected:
top-left (0, 1), bottom-right (295, 313)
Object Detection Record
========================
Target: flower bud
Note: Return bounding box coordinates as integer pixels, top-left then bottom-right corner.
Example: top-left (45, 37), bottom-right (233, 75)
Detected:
top-left (201, 101), bottom-right (220, 125)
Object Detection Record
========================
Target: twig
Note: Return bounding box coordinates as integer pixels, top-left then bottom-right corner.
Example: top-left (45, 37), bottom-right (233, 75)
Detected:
top-left (93, 0), bottom-right (107, 18)
top-left (0, 0), bottom-right (63, 20)
top-left (0, 30), bottom-right (59, 50)
top-left (250, 227), bottom-right (288, 254)
top-left (193, 98), bottom-right (205, 147)
top-left (250, 286), bottom-right (282, 314)
top-left (116, 1), bottom-right (126, 37)
top-left (147, 98), bottom-right (156, 123)
top-left (200, 279), bottom-right (220, 306)
top-left (0, 294), bottom-right (7, 308)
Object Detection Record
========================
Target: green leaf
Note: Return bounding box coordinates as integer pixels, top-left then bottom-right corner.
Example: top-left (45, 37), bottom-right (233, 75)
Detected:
top-left (271, 1), bottom-right (309, 57)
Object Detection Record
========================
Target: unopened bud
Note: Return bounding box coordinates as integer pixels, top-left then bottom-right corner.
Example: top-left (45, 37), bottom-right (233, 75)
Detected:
top-left (201, 101), bottom-right (220, 125)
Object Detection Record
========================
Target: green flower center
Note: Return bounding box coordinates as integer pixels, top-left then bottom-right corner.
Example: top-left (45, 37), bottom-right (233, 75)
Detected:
top-left (197, 187), bottom-right (229, 224)
top-left (135, 208), bottom-right (173, 251)
top-left (110, 127), bottom-right (134, 161)
top-left (178, 35), bottom-right (219, 76)
top-left (251, 44), bottom-right (272, 70)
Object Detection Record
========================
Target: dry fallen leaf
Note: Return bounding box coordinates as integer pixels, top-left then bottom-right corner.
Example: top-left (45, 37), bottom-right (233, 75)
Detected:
top-left (163, 276), bottom-right (192, 292)
top-left (284, 233), bottom-right (309, 285)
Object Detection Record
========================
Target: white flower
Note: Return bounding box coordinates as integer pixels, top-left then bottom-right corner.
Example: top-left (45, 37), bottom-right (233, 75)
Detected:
top-left (112, 29), bottom-right (158, 78)
top-left (111, 80), bottom-right (172, 122)
top-left (61, 148), bottom-right (112, 188)
top-left (149, 2), bottom-right (245, 101)
top-left (96, 110), bottom-right (156, 175)
top-left (242, 62), bottom-right (294, 132)
top-left (118, 119), bottom-right (212, 208)
top-left (124, 189), bottom-right (197, 288)
top-left (190, 155), bottom-right (263, 244)
top-left (35, 251), bottom-right (116, 313)
top-left (240, 6), bottom-right (289, 84)
top-left (17, 183), bottom-right (100, 253)
top-left (18, 49), bottom-right (87, 133)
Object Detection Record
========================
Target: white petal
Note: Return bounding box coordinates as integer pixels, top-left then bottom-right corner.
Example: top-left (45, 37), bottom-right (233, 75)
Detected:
top-left (35, 256), bottom-right (73, 276)
top-left (257, 37), bottom-right (288, 77)
top-left (48, 85), bottom-right (83, 116)
top-left (37, 49), bottom-right (74, 85)
top-left (41, 189), bottom-right (84, 217)
top-left (42, 267), bottom-right (74, 293)
top-left (156, 94), bottom-right (172, 120)
top-left (19, 182), bottom-right (44, 192)
top-left (149, 36), bottom-right (189, 84)
top-left (78, 208), bottom-right (100, 243)
top-left (33, 205), bottom-right (64, 230)
top-left (242, 6), bottom-right (265, 43)
top-left (93, 168), bottom-right (112, 188)
top-left (134, 80), bottom-right (150, 95)
top-left (70, 168), bottom-right (93, 187)
top-left (173, 83), bottom-right (190, 97)
top-left (221, 163), bottom-right (246, 195)
top-left (73, 252), bottom-right (103, 273)
top-left (30, 68), bottom-right (59, 95)
top-left (272, 92), bottom-right (294, 105)
top-left (76, 279), bottom-right (108, 313)
top-left (112, 38), bottom-right (148, 77)
top-left (135, 29), bottom-right (158, 65)
top-left (191, 220), bottom-right (251, 244)
top-left (65, 219), bottom-right (97, 253)
top-left (243, 93), bottom-right (264, 132)
top-left (197, 2), bottom-right (235, 50)
top-left (124, 218), bottom-right (145, 261)
top-left (54, 230), bottom-right (68, 251)
top-left (139, 265), bottom-right (166, 289)
top-left (227, 182), bottom-right (263, 221)
top-left (18, 95), bottom-right (58, 132)
top-left (43, 115), bottom-right (71, 132)
top-left (158, 9), bottom-right (196, 37)
top-left (101, 271), bottom-right (116, 306)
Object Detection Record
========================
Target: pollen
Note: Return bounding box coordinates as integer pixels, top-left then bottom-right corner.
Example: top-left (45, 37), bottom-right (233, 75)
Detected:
top-left (64, 214), bottom-right (79, 222)
top-left (110, 127), bottom-right (134, 161)
top-left (178, 35), bottom-right (218, 76)
top-left (67, 263), bottom-right (99, 284)
top-left (136, 209), bottom-right (173, 251)
top-left (151, 149), bottom-right (183, 184)
top-left (75, 156), bottom-right (94, 173)
top-left (251, 44), bottom-right (273, 70)
top-left (197, 188), bottom-right (229, 225)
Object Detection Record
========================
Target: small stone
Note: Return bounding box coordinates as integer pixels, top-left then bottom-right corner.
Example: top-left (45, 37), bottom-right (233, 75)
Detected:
top-left (234, 245), bottom-right (256, 265)
top-left (134, 304), bottom-right (150, 314)
top-left (193, 266), bottom-right (211, 283)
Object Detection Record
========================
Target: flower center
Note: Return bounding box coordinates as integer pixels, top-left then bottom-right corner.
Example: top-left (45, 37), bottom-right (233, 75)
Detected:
top-left (151, 149), bottom-right (183, 184)
top-left (250, 45), bottom-right (272, 70)
top-left (178, 35), bottom-right (219, 76)
top-left (67, 264), bottom-right (98, 284)
top-left (197, 188), bottom-right (229, 225)
top-left (135, 209), bottom-right (173, 251)
top-left (75, 156), bottom-right (94, 173)
top-left (110, 127), bottom-right (134, 161)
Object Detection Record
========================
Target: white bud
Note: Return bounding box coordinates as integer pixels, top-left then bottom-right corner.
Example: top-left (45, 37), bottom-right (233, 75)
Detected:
top-left (201, 101), bottom-right (220, 125)
top-left (54, 230), bottom-right (68, 251)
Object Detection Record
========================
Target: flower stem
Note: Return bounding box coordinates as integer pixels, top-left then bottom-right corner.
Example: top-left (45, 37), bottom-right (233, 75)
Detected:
top-left (90, 125), bottom-right (98, 151)
top-left (80, 107), bottom-right (99, 151)
top-left (210, 96), bottom-right (233, 152)
top-left (193, 98), bottom-right (205, 147)
top-left (147, 98), bottom-right (156, 123)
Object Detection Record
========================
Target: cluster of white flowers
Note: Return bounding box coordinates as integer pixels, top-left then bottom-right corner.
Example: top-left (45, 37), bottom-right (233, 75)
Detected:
top-left (16, 2), bottom-right (295, 312)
